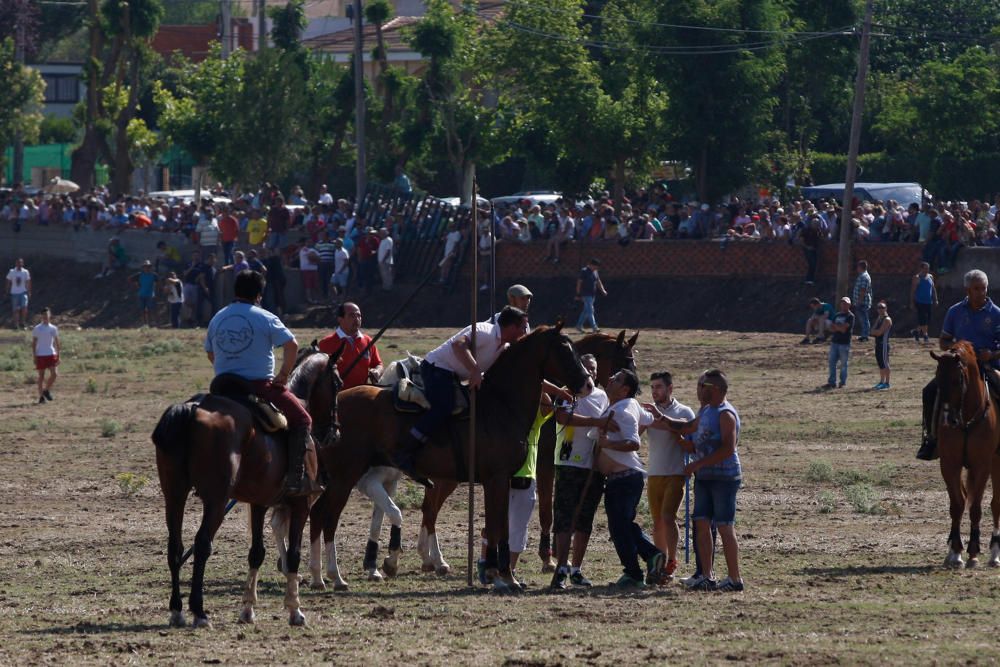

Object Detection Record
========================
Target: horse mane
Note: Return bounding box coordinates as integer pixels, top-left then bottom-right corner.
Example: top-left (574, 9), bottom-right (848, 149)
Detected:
top-left (289, 352), bottom-right (328, 399)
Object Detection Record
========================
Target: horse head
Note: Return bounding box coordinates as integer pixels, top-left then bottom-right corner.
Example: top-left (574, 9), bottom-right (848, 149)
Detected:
top-left (931, 341), bottom-right (979, 428)
top-left (541, 322), bottom-right (590, 395)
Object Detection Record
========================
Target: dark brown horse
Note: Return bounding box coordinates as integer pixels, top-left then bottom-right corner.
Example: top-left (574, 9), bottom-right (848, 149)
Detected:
top-left (930, 342), bottom-right (1000, 568)
top-left (415, 330), bottom-right (639, 575)
top-left (151, 347), bottom-right (342, 627)
top-left (316, 323), bottom-right (590, 590)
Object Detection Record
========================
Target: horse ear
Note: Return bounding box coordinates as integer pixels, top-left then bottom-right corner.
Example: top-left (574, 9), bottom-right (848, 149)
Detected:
top-left (330, 339), bottom-right (347, 364)
top-left (930, 350), bottom-right (941, 361)
top-left (615, 330), bottom-right (626, 346)
top-left (310, 338), bottom-right (319, 350)
top-left (627, 331), bottom-right (639, 348)
top-left (554, 317), bottom-right (565, 333)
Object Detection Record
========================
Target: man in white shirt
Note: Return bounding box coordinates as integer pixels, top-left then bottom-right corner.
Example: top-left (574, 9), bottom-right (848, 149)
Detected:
top-left (32, 307), bottom-right (60, 403)
top-left (6, 258), bottom-right (31, 330)
top-left (643, 371), bottom-right (695, 582)
top-left (377, 228), bottom-right (394, 291)
top-left (331, 239), bottom-right (350, 296)
top-left (549, 354), bottom-right (620, 590)
top-left (317, 184), bottom-right (334, 206)
top-left (394, 306), bottom-right (529, 485)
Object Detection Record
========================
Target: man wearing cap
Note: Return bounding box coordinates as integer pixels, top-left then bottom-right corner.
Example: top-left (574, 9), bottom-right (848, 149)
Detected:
top-left (575, 258), bottom-right (607, 334)
top-left (129, 260), bottom-right (160, 327)
top-left (825, 297), bottom-right (855, 389)
top-left (492, 284), bottom-right (532, 328)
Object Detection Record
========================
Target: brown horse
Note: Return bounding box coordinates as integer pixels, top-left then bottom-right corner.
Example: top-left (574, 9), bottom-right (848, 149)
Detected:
top-left (316, 323), bottom-right (590, 590)
top-left (151, 346), bottom-right (342, 627)
top-left (415, 329), bottom-right (639, 575)
top-left (930, 341), bottom-right (1000, 568)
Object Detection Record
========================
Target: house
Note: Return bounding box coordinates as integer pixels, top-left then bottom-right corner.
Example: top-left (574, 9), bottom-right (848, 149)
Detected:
top-left (152, 19), bottom-right (255, 62)
top-left (33, 62), bottom-right (85, 119)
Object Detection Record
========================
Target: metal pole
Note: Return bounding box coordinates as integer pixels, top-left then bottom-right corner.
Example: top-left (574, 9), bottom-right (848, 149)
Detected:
top-left (467, 182), bottom-right (479, 586)
top-left (221, 0), bottom-right (232, 58)
top-left (836, 0), bottom-right (874, 300)
top-left (13, 13), bottom-right (25, 187)
top-left (684, 454), bottom-right (690, 564)
top-left (353, 0), bottom-right (367, 206)
top-left (258, 0), bottom-right (267, 51)
top-left (489, 199), bottom-right (496, 319)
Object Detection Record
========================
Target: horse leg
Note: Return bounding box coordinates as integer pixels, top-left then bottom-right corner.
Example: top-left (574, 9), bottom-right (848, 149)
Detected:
top-left (188, 496), bottom-right (228, 628)
top-left (308, 497), bottom-right (327, 590)
top-left (536, 425), bottom-right (557, 573)
top-left (484, 478), bottom-right (516, 591)
top-left (966, 467), bottom-right (990, 567)
top-left (380, 476), bottom-right (404, 578)
top-left (359, 471), bottom-right (388, 582)
top-left (321, 480), bottom-right (353, 591)
top-left (283, 499), bottom-right (310, 626)
top-left (271, 506), bottom-right (289, 574)
top-left (990, 456), bottom-right (1000, 567)
top-left (941, 459), bottom-right (966, 568)
top-left (164, 485), bottom-right (188, 628)
top-left (420, 480), bottom-right (456, 575)
top-left (240, 505), bottom-right (267, 624)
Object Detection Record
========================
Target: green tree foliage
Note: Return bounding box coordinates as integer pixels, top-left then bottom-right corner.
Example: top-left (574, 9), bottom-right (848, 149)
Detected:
top-left (0, 36), bottom-right (44, 175)
top-left (268, 0), bottom-right (308, 52)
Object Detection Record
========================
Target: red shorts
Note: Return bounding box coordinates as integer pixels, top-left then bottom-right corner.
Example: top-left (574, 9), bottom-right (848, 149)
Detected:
top-left (35, 355), bottom-right (59, 370)
top-left (301, 270), bottom-right (318, 290)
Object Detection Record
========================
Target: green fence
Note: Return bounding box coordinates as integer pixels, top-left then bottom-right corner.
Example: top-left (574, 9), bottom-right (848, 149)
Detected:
top-left (3, 143), bottom-right (108, 187)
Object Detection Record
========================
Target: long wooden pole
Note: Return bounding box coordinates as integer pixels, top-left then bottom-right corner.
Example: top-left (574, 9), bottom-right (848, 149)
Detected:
top-left (836, 0), bottom-right (874, 300)
top-left (467, 182), bottom-right (479, 586)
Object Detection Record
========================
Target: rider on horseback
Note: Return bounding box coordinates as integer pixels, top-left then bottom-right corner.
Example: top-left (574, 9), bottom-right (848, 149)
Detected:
top-left (918, 269), bottom-right (1000, 461)
top-left (204, 270), bottom-right (324, 496)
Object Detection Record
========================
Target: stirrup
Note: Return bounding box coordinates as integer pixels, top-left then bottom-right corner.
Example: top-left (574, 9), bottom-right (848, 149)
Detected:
top-left (286, 475), bottom-right (325, 497)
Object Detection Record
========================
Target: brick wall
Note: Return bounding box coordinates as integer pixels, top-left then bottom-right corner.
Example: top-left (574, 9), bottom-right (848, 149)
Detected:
top-left (474, 239), bottom-right (924, 281)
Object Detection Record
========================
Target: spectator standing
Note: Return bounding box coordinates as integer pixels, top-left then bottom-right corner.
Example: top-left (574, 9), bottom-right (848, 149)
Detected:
top-left (800, 217), bottom-right (822, 285)
top-left (314, 231), bottom-right (338, 301)
top-left (853, 260), bottom-right (873, 342)
top-left (247, 208), bottom-right (268, 248)
top-left (317, 302), bottom-right (384, 388)
top-left (155, 241), bottom-right (183, 276)
top-left (218, 206), bottom-right (240, 265)
top-left (298, 240), bottom-right (320, 304)
top-left (128, 260), bottom-right (159, 327)
top-left (198, 253), bottom-right (219, 324)
top-left (871, 301), bottom-right (893, 390)
top-left (261, 247), bottom-right (286, 315)
top-left (910, 261), bottom-right (938, 344)
top-left (6, 258), bottom-right (31, 330)
top-left (575, 258), bottom-right (607, 334)
top-left (331, 238), bottom-right (350, 297)
top-left (356, 228), bottom-right (380, 291)
top-left (196, 207), bottom-right (221, 257)
top-left (438, 223), bottom-right (462, 284)
top-left (267, 196), bottom-right (291, 253)
top-left (317, 184), bottom-right (334, 206)
top-left (32, 307), bottom-right (60, 404)
top-left (643, 371), bottom-right (695, 582)
top-left (801, 297), bottom-right (834, 345)
top-left (163, 271), bottom-right (184, 329)
top-left (377, 228), bottom-right (394, 291)
top-left (181, 249), bottom-right (203, 326)
top-left (825, 297), bottom-right (855, 389)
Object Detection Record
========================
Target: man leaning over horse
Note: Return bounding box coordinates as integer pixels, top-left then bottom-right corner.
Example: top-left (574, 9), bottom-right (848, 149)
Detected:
top-left (918, 269), bottom-right (1000, 461)
top-left (204, 269), bottom-right (324, 496)
top-left (394, 305), bottom-right (530, 486)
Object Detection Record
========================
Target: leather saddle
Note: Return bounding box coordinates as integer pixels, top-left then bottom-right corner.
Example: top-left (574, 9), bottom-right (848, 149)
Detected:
top-left (377, 354), bottom-right (469, 419)
top-left (209, 373), bottom-right (289, 433)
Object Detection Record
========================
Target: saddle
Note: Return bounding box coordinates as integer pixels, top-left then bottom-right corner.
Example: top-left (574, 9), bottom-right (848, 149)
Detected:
top-left (377, 354), bottom-right (469, 419)
top-left (209, 374), bottom-right (289, 433)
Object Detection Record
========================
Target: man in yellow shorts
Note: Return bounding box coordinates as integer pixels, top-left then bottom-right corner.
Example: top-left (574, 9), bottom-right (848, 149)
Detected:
top-left (644, 371), bottom-right (695, 582)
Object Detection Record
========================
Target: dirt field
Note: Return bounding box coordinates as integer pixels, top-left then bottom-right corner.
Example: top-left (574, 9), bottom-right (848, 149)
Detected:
top-left (0, 326), bottom-right (992, 665)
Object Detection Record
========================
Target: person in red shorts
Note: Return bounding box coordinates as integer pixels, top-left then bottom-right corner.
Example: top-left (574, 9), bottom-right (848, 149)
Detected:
top-left (317, 302), bottom-right (383, 389)
top-left (32, 307), bottom-right (60, 404)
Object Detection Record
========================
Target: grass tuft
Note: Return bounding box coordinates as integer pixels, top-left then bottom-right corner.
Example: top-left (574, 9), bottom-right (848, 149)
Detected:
top-left (806, 460), bottom-right (834, 483)
top-left (100, 419), bottom-right (121, 438)
top-left (844, 483), bottom-right (883, 515)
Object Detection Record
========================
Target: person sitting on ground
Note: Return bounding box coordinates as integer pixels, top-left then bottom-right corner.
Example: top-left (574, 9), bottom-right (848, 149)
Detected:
top-left (204, 270), bottom-right (322, 496)
top-left (802, 297), bottom-right (834, 344)
top-left (96, 238), bottom-right (128, 278)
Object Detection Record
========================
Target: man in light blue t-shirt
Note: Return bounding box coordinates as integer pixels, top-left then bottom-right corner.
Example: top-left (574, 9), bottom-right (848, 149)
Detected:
top-left (204, 270), bottom-right (322, 496)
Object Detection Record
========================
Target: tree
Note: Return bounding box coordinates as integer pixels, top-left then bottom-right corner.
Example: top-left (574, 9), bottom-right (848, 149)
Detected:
top-left (0, 36), bottom-right (44, 178)
top-left (268, 0), bottom-right (308, 52)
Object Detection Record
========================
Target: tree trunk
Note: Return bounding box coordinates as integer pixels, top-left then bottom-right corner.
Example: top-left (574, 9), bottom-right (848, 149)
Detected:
top-left (70, 0), bottom-right (102, 190)
top-left (461, 160), bottom-right (475, 206)
top-left (111, 45), bottom-right (141, 198)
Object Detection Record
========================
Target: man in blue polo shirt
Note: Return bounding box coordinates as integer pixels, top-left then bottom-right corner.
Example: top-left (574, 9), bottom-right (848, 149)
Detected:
top-left (917, 269), bottom-right (1000, 460)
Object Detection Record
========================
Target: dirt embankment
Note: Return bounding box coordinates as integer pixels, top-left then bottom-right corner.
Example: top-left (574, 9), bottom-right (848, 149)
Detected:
top-left (2, 256), bottom-right (958, 335)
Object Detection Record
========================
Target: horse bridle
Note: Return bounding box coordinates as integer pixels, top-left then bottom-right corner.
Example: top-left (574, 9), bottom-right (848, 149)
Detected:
top-left (941, 357), bottom-right (990, 433)
top-left (320, 357), bottom-right (343, 447)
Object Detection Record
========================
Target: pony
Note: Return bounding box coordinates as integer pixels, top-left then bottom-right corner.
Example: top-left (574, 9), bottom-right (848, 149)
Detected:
top-left (930, 341), bottom-right (1000, 568)
top-left (315, 323), bottom-right (590, 590)
top-left (151, 346), bottom-right (343, 627)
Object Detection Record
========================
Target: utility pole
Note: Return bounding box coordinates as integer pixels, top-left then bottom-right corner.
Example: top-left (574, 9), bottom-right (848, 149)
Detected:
top-left (836, 0), bottom-right (874, 299)
top-left (221, 0), bottom-right (232, 57)
top-left (353, 0), bottom-right (367, 203)
top-left (13, 12), bottom-right (26, 186)
top-left (258, 0), bottom-right (267, 51)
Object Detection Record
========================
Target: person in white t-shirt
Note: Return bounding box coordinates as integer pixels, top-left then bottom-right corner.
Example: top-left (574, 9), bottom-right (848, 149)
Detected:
top-left (642, 371), bottom-right (695, 582)
top-left (377, 228), bottom-right (394, 291)
top-left (6, 258), bottom-right (31, 330)
top-left (596, 369), bottom-right (665, 589)
top-left (548, 354), bottom-right (620, 590)
top-left (438, 223), bottom-right (462, 284)
top-left (298, 241), bottom-right (320, 304)
top-left (32, 307), bottom-right (60, 403)
top-left (317, 184), bottom-right (334, 206)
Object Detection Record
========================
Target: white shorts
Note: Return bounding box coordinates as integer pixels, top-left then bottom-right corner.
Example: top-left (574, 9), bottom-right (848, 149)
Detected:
top-left (508, 478), bottom-right (537, 554)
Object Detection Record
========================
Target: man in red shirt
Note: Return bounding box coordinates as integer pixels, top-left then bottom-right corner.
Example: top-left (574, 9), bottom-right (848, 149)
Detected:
top-left (267, 196), bottom-right (291, 255)
top-left (218, 205), bottom-right (240, 265)
top-left (317, 301), bottom-right (383, 389)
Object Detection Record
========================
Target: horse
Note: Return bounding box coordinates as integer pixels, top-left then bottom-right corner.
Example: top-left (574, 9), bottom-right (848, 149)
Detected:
top-left (930, 341), bottom-right (1000, 568)
top-left (415, 330), bottom-right (639, 575)
top-left (151, 346), bottom-right (343, 627)
top-left (315, 323), bottom-right (590, 590)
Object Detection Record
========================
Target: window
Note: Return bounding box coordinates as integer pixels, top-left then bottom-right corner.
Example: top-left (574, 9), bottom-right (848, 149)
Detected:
top-left (43, 74), bottom-right (80, 104)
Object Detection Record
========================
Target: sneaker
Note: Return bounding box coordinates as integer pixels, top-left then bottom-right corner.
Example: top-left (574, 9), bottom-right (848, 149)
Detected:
top-left (569, 570), bottom-right (593, 588)
top-left (872, 382), bottom-right (885, 390)
top-left (43, 389), bottom-right (53, 401)
top-left (880, 383), bottom-right (890, 390)
top-left (684, 574), bottom-right (717, 591)
top-left (576, 326), bottom-right (585, 334)
top-left (799, 337), bottom-right (812, 345)
top-left (612, 574), bottom-right (646, 590)
top-left (549, 567), bottom-right (569, 590)
top-left (911, 329), bottom-right (920, 342)
top-left (716, 576), bottom-right (744, 592)
top-left (923, 336), bottom-right (930, 344)
top-left (645, 552), bottom-right (665, 585)
top-left (857, 336), bottom-right (869, 342)
top-left (822, 383), bottom-right (836, 390)
top-left (477, 559), bottom-right (488, 586)
top-left (838, 383), bottom-right (846, 388)
top-left (38, 395), bottom-right (46, 404)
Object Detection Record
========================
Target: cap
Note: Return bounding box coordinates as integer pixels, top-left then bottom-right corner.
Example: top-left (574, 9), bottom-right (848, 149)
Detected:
top-left (507, 284), bottom-right (532, 298)
top-left (588, 257), bottom-right (602, 266)
top-left (142, 259), bottom-right (152, 266)
top-left (840, 296), bottom-right (852, 305)
top-left (700, 203), bottom-right (710, 211)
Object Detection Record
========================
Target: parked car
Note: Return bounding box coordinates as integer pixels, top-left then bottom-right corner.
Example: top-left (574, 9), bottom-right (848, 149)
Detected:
top-left (147, 189), bottom-right (232, 206)
top-left (436, 195), bottom-right (491, 209)
top-left (490, 190), bottom-right (563, 210)
top-left (801, 182), bottom-right (925, 208)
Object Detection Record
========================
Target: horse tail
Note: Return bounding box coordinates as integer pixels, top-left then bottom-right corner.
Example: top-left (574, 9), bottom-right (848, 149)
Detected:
top-left (151, 401), bottom-right (200, 465)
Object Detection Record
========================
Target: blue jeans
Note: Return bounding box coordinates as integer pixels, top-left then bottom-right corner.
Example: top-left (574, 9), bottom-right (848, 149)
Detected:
top-left (222, 241), bottom-right (235, 265)
top-left (692, 478), bottom-right (740, 526)
top-left (413, 361), bottom-right (457, 442)
top-left (576, 296), bottom-right (597, 331)
top-left (855, 305), bottom-right (870, 338)
top-left (828, 343), bottom-right (850, 386)
top-left (604, 471), bottom-right (659, 581)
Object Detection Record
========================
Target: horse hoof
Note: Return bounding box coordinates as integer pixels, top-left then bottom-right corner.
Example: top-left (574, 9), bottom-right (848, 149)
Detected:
top-left (541, 560), bottom-right (556, 574)
top-left (990, 557), bottom-right (1000, 568)
top-left (238, 609), bottom-right (256, 625)
top-left (367, 569), bottom-right (384, 582)
top-left (310, 579), bottom-right (327, 591)
top-left (967, 557), bottom-right (980, 569)
top-left (435, 564), bottom-right (451, 576)
top-left (381, 560), bottom-right (398, 578)
top-left (289, 610), bottom-right (307, 627)
top-left (421, 563), bottom-right (436, 573)
top-left (168, 611), bottom-right (186, 628)
top-left (333, 582), bottom-right (349, 592)
top-left (192, 616), bottom-right (212, 629)
top-left (944, 553), bottom-right (965, 569)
